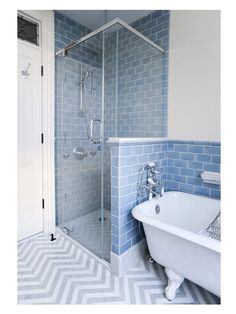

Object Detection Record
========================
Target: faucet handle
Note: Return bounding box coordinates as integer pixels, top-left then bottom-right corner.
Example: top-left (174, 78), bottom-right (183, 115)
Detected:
top-left (145, 161), bottom-right (160, 174)
top-left (147, 178), bottom-right (157, 186)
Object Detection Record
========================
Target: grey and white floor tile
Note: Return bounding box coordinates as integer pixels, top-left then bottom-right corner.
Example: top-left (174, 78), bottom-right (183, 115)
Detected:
top-left (60, 209), bottom-right (111, 262)
top-left (17, 230), bottom-right (220, 305)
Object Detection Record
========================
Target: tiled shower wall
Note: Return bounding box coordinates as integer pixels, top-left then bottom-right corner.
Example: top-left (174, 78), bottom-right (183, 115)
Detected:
top-left (55, 12), bottom-right (103, 225)
top-left (110, 139), bottom-right (221, 256)
top-left (55, 10), bottom-right (170, 223)
top-left (55, 57), bottom-right (103, 225)
top-left (103, 10), bottom-right (170, 208)
top-left (117, 11), bottom-right (169, 137)
top-left (54, 11), bottom-right (221, 260)
top-left (103, 10), bottom-right (169, 138)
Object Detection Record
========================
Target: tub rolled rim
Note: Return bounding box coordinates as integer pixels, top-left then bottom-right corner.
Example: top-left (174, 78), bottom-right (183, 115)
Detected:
top-left (132, 194), bottom-right (221, 254)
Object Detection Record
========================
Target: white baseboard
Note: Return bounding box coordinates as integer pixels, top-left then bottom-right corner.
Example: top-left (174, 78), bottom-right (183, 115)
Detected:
top-left (110, 239), bottom-right (148, 277)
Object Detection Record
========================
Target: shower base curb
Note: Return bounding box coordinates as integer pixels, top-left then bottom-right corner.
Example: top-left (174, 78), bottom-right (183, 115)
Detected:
top-left (56, 227), bottom-right (111, 270)
top-left (110, 238), bottom-right (148, 278)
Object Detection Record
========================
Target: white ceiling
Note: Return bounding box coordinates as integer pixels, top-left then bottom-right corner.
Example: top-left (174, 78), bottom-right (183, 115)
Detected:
top-left (59, 10), bottom-right (153, 30)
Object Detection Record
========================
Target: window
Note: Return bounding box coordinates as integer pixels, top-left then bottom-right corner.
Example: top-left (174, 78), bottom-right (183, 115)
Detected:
top-left (18, 14), bottom-right (39, 46)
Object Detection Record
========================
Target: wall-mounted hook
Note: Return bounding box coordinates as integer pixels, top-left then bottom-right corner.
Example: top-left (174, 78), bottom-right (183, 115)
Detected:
top-left (21, 62), bottom-right (31, 79)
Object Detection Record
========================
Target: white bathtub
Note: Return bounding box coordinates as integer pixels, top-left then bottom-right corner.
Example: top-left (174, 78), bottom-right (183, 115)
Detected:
top-left (132, 191), bottom-right (220, 300)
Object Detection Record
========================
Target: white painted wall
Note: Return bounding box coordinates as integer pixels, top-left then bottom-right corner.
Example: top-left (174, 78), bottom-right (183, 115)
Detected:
top-left (168, 10), bottom-right (220, 141)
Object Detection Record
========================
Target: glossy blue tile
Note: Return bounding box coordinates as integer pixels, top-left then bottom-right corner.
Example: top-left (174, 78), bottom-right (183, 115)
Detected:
top-left (120, 240), bottom-right (132, 255)
top-left (167, 152), bottom-right (181, 159)
top-left (174, 144), bottom-right (189, 152)
top-left (196, 154), bottom-right (211, 162)
top-left (187, 177), bottom-right (202, 186)
top-left (179, 183), bottom-right (194, 193)
top-left (204, 146), bottom-right (220, 155)
top-left (181, 153), bottom-right (194, 161)
top-left (127, 227), bottom-right (138, 240)
top-left (203, 163), bottom-right (220, 172)
top-left (189, 145), bottom-right (204, 153)
top-left (194, 186), bottom-right (210, 197)
top-left (167, 167), bottom-right (180, 174)
top-left (180, 168), bottom-right (195, 177)
top-left (112, 234), bottom-right (119, 245)
top-left (212, 156), bottom-right (220, 164)
top-left (111, 215), bottom-right (119, 226)
top-left (112, 225), bottom-right (119, 236)
top-left (188, 161), bottom-right (203, 170)
top-left (112, 244), bottom-right (120, 255)
top-left (167, 180), bottom-right (180, 190)
top-left (173, 160), bottom-right (188, 168)
top-left (173, 175), bottom-right (186, 183)
top-left (211, 189), bottom-right (221, 199)
top-left (120, 146), bottom-right (132, 156)
top-left (131, 234), bottom-right (142, 246)
top-left (55, 11), bottom-right (65, 22)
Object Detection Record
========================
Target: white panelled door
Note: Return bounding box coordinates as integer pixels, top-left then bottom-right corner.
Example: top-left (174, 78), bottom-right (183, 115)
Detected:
top-left (18, 40), bottom-right (43, 240)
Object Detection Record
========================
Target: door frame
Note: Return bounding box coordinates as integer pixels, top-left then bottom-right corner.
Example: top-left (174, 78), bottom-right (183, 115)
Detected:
top-left (18, 10), bottom-right (55, 236)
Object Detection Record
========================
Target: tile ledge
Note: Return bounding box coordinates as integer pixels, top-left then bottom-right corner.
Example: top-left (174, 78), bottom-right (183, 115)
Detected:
top-left (107, 137), bottom-right (168, 144)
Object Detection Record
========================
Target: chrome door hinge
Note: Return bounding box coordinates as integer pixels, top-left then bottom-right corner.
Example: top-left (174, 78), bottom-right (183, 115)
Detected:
top-left (41, 65), bottom-right (44, 76)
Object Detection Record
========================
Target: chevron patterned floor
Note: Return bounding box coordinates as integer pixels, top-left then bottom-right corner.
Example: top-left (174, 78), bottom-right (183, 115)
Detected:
top-left (17, 230), bottom-right (220, 304)
top-left (62, 209), bottom-right (111, 262)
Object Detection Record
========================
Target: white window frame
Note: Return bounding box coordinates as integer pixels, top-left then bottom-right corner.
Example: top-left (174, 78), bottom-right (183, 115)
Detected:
top-left (19, 10), bottom-right (55, 236)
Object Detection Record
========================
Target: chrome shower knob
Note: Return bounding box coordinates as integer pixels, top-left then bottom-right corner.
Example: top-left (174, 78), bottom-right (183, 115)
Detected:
top-left (73, 147), bottom-right (87, 160)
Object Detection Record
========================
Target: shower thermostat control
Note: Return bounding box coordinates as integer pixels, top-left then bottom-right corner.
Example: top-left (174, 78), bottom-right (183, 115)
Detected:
top-left (73, 146), bottom-right (87, 160)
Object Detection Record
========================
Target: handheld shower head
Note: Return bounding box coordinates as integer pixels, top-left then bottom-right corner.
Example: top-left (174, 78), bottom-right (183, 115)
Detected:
top-left (84, 70), bottom-right (89, 82)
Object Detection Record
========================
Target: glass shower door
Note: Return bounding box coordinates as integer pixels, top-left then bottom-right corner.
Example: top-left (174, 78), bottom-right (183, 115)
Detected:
top-left (55, 32), bottom-right (108, 261)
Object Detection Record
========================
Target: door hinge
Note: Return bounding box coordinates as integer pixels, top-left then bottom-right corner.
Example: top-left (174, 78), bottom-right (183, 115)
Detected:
top-left (41, 133), bottom-right (44, 143)
top-left (42, 199), bottom-right (45, 209)
top-left (41, 65), bottom-right (44, 76)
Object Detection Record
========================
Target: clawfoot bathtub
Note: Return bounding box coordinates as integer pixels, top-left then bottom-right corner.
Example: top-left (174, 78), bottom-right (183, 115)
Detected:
top-left (132, 191), bottom-right (220, 300)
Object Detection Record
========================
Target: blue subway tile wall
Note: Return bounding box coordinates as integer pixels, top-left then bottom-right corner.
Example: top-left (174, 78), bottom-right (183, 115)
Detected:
top-left (103, 11), bottom-right (169, 208)
top-left (117, 35), bottom-right (167, 137)
top-left (54, 12), bottom-right (221, 260)
top-left (55, 12), bottom-right (103, 225)
top-left (166, 140), bottom-right (221, 199)
top-left (104, 10), bottom-right (170, 138)
top-left (129, 10), bottom-right (169, 137)
top-left (55, 58), bottom-right (103, 225)
top-left (55, 11), bottom-right (170, 221)
top-left (110, 139), bottom-right (221, 256)
top-left (55, 11), bottom-right (102, 68)
top-left (110, 141), bottom-right (167, 255)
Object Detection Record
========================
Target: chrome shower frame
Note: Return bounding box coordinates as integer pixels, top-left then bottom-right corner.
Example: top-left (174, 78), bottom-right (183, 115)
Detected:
top-left (55, 17), bottom-right (165, 57)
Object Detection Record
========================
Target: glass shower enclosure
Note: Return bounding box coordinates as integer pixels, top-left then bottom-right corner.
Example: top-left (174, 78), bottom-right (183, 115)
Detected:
top-left (55, 18), bottom-right (165, 262)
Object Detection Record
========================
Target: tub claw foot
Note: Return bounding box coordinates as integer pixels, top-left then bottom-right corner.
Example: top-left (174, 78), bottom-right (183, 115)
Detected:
top-left (165, 268), bottom-right (184, 301)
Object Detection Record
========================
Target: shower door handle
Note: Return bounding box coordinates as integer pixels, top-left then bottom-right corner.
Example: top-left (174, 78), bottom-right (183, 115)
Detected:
top-left (90, 118), bottom-right (102, 144)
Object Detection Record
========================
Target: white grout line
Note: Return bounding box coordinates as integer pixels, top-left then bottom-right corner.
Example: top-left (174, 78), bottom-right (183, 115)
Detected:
top-left (56, 227), bottom-right (111, 270)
